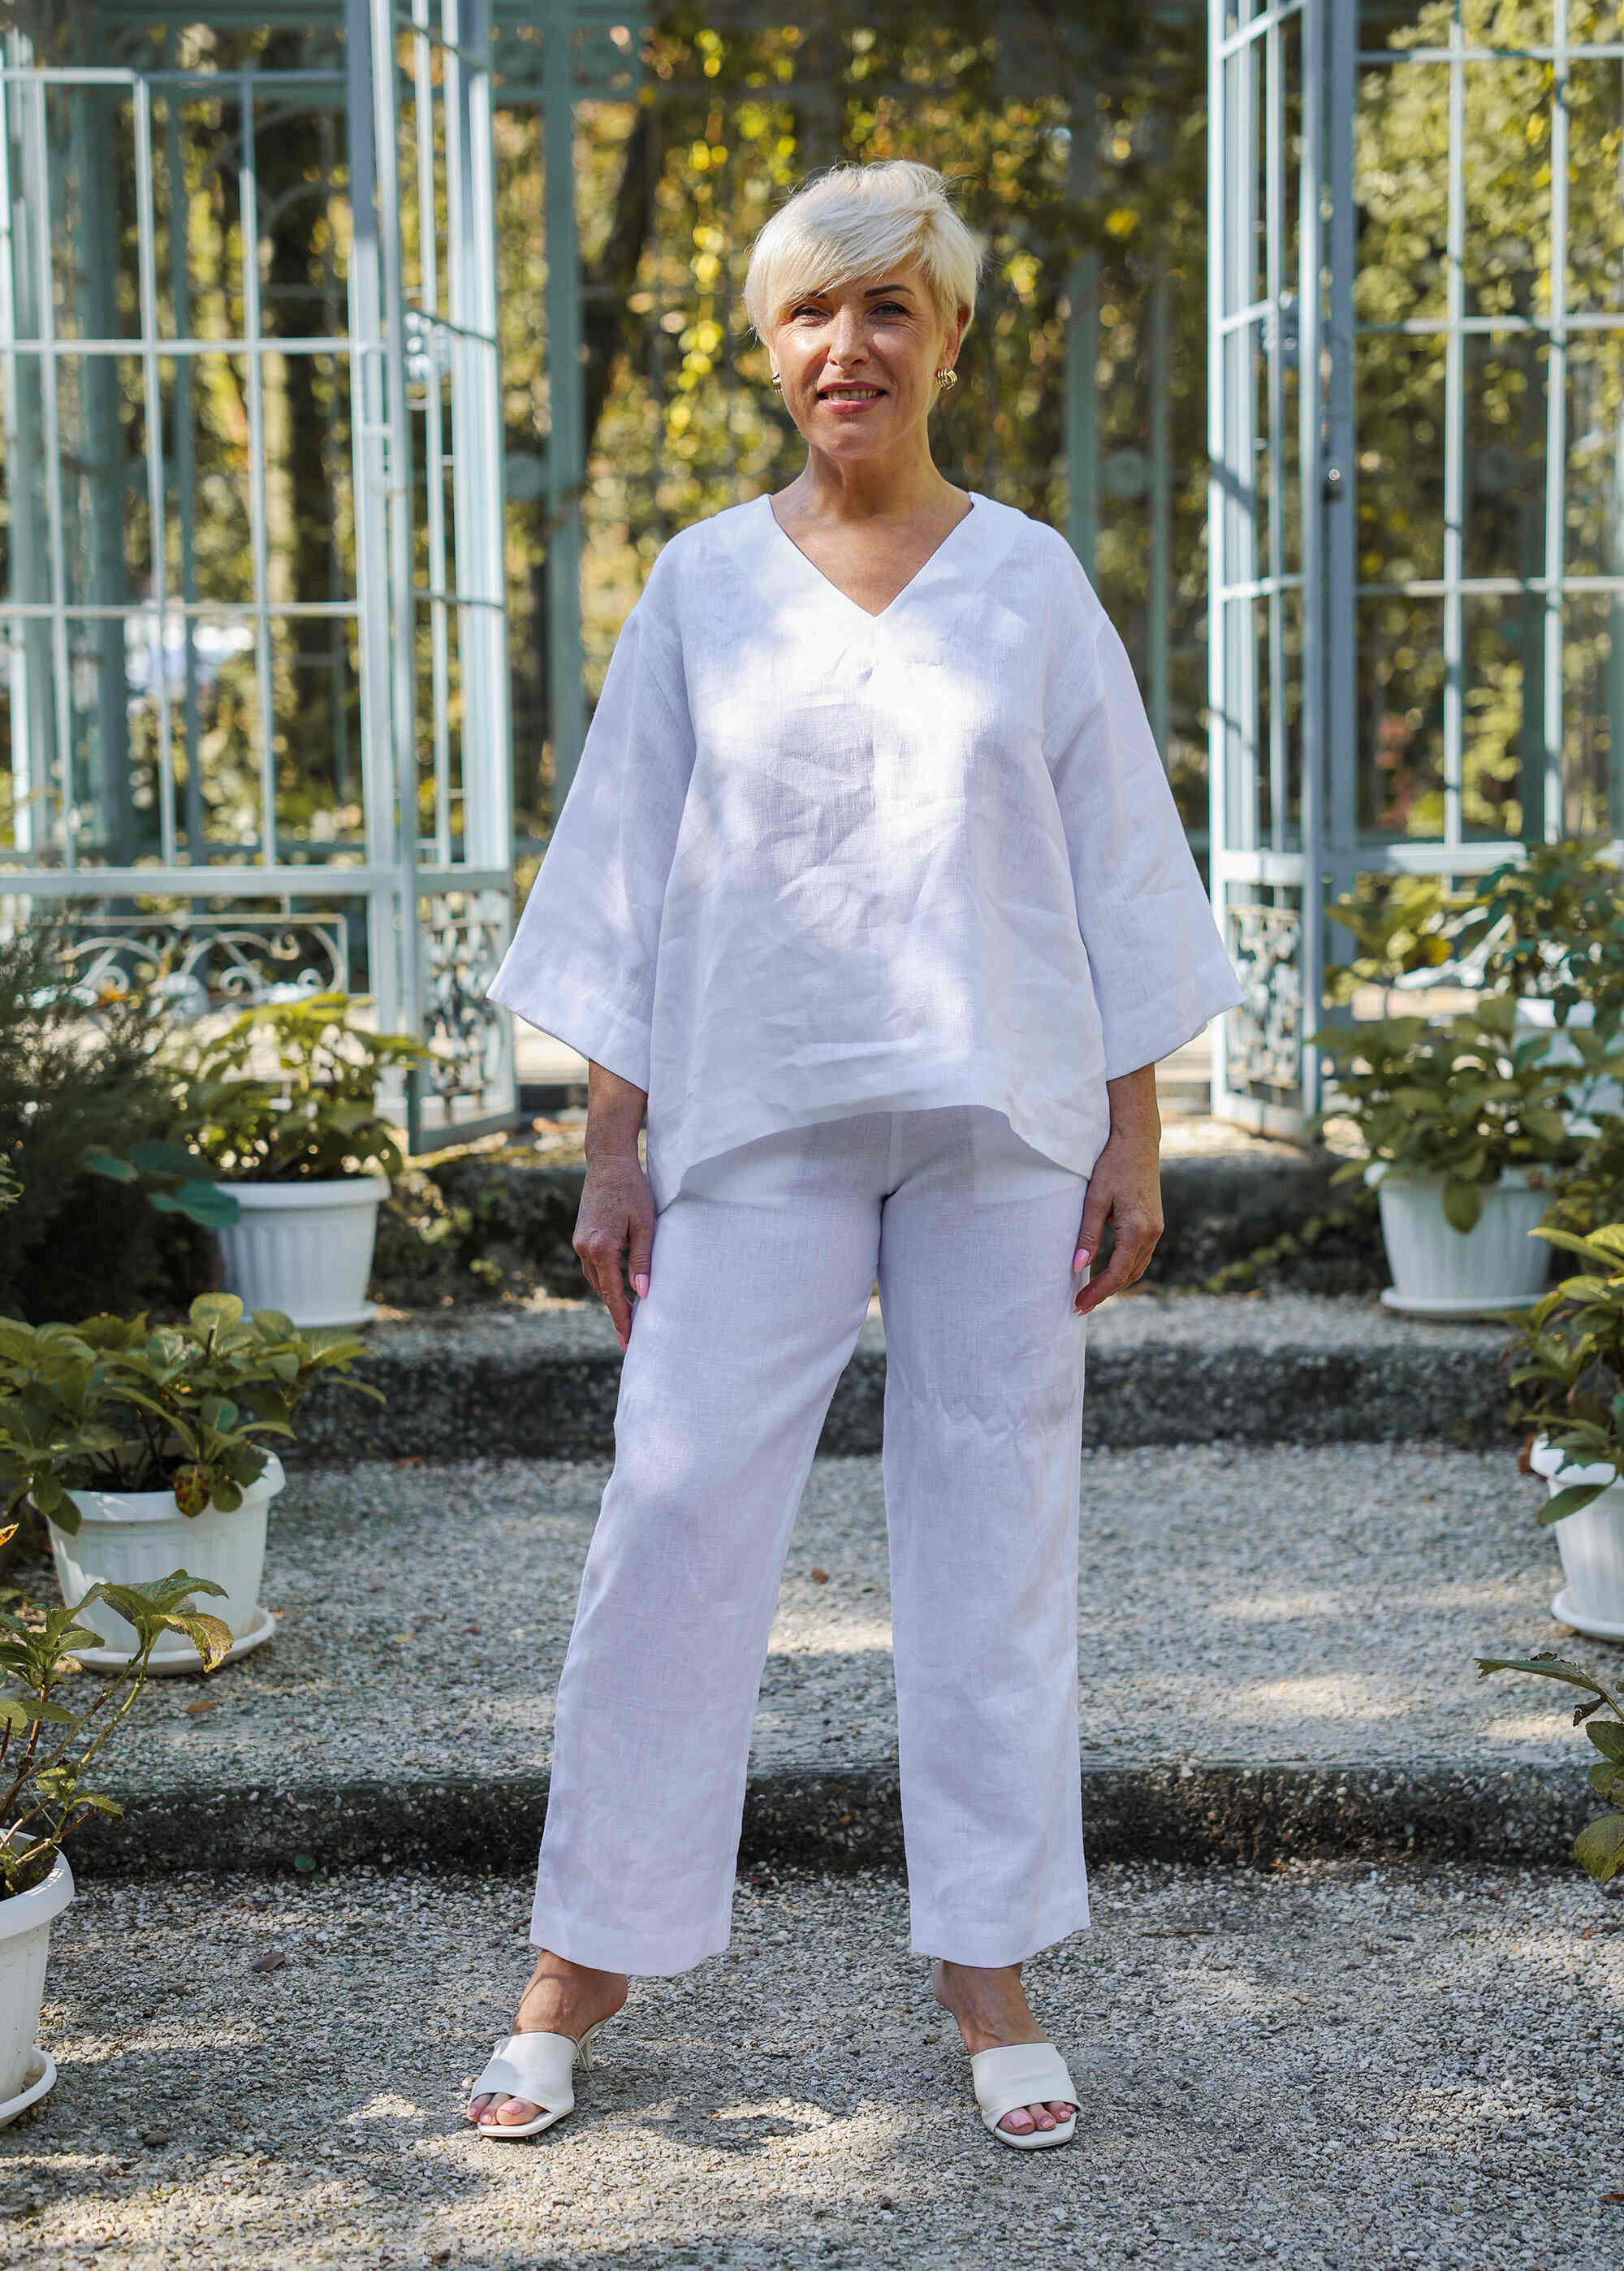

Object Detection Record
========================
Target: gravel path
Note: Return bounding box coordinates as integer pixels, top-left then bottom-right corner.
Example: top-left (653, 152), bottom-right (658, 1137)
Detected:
top-left (4, 1859), bottom-right (1615, 2269)
top-left (47, 1444), bottom-right (1600, 1802)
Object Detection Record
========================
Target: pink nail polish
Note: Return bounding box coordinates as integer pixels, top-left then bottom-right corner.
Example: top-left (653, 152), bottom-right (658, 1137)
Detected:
top-left (633, 1273), bottom-right (649, 1298)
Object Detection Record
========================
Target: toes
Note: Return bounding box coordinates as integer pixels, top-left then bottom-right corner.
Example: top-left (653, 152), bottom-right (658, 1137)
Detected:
top-left (998, 2108), bottom-right (1037, 2135)
top-left (1048, 2100), bottom-right (1075, 2120)
top-left (495, 2096), bottom-right (542, 2125)
top-left (468, 2094), bottom-right (494, 2122)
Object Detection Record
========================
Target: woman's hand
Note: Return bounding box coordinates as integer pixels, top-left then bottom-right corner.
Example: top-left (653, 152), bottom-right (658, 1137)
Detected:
top-left (1071, 1064), bottom-right (1164, 1316)
top-left (573, 1062), bottom-right (654, 1351)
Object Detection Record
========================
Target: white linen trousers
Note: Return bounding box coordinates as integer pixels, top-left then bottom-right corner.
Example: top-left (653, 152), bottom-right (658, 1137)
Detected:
top-left (530, 1102), bottom-right (1093, 1978)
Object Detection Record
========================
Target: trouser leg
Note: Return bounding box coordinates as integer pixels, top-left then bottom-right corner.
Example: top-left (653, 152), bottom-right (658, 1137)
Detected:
top-left (876, 1106), bottom-right (1091, 1967)
top-left (531, 1120), bottom-right (883, 1977)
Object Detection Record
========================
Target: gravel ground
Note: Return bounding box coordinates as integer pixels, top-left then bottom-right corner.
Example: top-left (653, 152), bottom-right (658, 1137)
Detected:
top-left (3, 1859), bottom-right (1616, 2270)
top-left (41, 1444), bottom-right (1596, 1802)
top-left (361, 1290), bottom-right (1505, 1365)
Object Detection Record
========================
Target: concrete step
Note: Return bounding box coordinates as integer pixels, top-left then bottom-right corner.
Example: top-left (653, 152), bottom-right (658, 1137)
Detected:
top-left (296, 1293), bottom-right (1517, 1465)
top-left (61, 1443), bottom-right (1596, 1882)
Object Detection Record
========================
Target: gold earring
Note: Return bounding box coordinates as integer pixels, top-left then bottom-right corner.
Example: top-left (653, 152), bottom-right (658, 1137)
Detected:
top-left (771, 370), bottom-right (783, 391)
top-left (935, 368), bottom-right (958, 391)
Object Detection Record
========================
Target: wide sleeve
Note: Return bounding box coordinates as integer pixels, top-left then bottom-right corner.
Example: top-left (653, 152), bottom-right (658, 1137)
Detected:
top-left (486, 573), bottom-right (694, 1093)
top-left (1042, 540), bottom-right (1242, 1079)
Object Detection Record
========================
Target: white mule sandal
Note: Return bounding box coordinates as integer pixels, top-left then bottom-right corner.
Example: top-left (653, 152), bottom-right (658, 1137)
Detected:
top-left (468, 2022), bottom-right (603, 2141)
top-left (970, 2042), bottom-right (1078, 2151)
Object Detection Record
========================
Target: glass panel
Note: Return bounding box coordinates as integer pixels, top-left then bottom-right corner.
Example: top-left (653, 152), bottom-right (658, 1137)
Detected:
top-left (252, 100), bottom-right (349, 341)
top-left (1463, 333), bottom-right (1549, 581)
top-left (192, 620), bottom-right (264, 854)
top-left (1354, 61), bottom-right (1449, 330)
top-left (1462, 58), bottom-right (1553, 326)
top-left (54, 355), bottom-right (150, 612)
top-left (45, 85), bottom-right (140, 347)
top-left (1566, 55), bottom-right (1624, 318)
top-left (1563, 591), bottom-right (1622, 837)
top-left (178, 353), bottom-right (255, 607)
top-left (1566, 336), bottom-right (1624, 577)
top-left (1463, 594), bottom-right (1532, 838)
top-left (1358, 593), bottom-right (1446, 836)
top-left (1356, 335), bottom-right (1446, 584)
top-left (172, 93), bottom-right (246, 344)
top-left (272, 615), bottom-right (363, 857)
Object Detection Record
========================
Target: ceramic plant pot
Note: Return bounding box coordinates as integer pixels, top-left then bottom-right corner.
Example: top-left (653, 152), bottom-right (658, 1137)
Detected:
top-left (47, 1455), bottom-right (286, 1673)
top-left (0, 1853), bottom-right (73, 2121)
top-left (215, 1174), bottom-right (389, 1328)
top-left (1530, 1435), bottom-right (1624, 1642)
top-left (1376, 1170), bottom-right (1552, 1318)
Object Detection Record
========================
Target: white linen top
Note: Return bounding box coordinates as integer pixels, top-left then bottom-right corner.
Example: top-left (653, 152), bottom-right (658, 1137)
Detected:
top-left (488, 488), bottom-right (1242, 1209)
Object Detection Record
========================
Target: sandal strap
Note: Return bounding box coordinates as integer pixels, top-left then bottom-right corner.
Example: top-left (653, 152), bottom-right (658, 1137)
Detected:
top-left (469, 2030), bottom-right (579, 2111)
top-left (970, 2042), bottom-right (1077, 2127)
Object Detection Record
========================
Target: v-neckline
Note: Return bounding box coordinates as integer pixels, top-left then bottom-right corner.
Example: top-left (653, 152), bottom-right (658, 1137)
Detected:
top-left (761, 491), bottom-right (982, 624)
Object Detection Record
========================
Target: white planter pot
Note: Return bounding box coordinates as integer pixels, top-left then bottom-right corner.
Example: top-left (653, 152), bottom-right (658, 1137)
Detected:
top-left (0, 1854), bottom-right (72, 2117)
top-left (46, 1455), bottom-right (284, 1671)
top-left (1530, 1435), bottom-right (1624, 1640)
top-left (1376, 1170), bottom-right (1552, 1317)
top-left (216, 1174), bottom-right (388, 1328)
top-left (1514, 998), bottom-right (1622, 1135)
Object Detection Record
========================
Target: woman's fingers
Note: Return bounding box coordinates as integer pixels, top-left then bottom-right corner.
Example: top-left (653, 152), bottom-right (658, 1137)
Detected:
top-left (1072, 1185), bottom-right (1111, 1275)
top-left (1073, 1206), bottom-right (1160, 1314)
top-left (626, 1213), bottom-right (654, 1306)
top-left (581, 1230), bottom-right (633, 1343)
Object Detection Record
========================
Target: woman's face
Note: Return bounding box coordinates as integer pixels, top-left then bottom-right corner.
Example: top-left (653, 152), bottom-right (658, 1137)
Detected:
top-left (768, 261), bottom-right (962, 461)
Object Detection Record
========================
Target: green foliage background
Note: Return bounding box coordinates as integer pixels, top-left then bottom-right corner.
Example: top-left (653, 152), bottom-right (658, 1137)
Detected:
top-left (8, 1), bottom-right (1624, 889)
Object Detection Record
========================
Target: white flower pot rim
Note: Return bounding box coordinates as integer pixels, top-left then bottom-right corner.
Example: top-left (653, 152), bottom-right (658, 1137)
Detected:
top-left (1529, 1433), bottom-right (1624, 1490)
top-left (219, 1174), bottom-right (390, 1211)
top-left (1516, 998), bottom-right (1598, 1029)
top-left (0, 1853), bottom-right (73, 1942)
top-left (1375, 1166), bottom-right (1543, 1192)
top-left (58, 1452), bottom-right (286, 1528)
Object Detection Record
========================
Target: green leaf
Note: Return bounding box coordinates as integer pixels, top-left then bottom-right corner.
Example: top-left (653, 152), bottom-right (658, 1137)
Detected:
top-left (128, 1141), bottom-right (199, 1179)
top-left (1587, 1721), bottom-right (1624, 1761)
top-left (188, 1294), bottom-right (245, 1333)
top-left (175, 1183), bottom-right (240, 1229)
top-left (0, 1695), bottom-right (76, 1732)
top-left (1476, 1655), bottom-right (1624, 1717)
top-left (1442, 1176), bottom-right (1484, 1234)
top-left (1574, 1813), bottom-right (1624, 1884)
top-left (1538, 1482), bottom-right (1613, 1525)
top-left (82, 1151), bottom-right (138, 1184)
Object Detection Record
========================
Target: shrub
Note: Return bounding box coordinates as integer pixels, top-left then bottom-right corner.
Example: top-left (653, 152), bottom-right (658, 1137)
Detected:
top-left (0, 927), bottom-right (215, 1322)
top-left (171, 992), bottom-right (430, 1182)
top-left (1310, 994), bottom-right (1617, 1231)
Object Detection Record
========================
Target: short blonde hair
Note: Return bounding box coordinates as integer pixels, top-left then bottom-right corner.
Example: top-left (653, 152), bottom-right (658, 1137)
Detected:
top-left (742, 160), bottom-right (983, 348)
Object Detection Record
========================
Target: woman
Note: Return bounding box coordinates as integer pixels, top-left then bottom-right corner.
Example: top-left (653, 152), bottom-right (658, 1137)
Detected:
top-left (471, 159), bottom-right (1240, 2151)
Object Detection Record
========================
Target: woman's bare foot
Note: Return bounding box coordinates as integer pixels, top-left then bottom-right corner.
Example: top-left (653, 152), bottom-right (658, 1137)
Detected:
top-left (931, 1958), bottom-right (1076, 2138)
top-left (468, 1949), bottom-right (628, 2128)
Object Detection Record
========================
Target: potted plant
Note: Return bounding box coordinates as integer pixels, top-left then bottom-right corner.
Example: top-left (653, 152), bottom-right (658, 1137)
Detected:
top-left (1311, 995), bottom-right (1622, 1316)
top-left (1506, 1224), bottom-right (1624, 1639)
top-left (1475, 1653), bottom-right (1624, 1886)
top-left (2, 1556), bottom-right (229, 2123)
top-left (1325, 845), bottom-right (1624, 1127)
top-left (1454, 841), bottom-right (1624, 1127)
top-left (172, 992), bottom-right (431, 1328)
top-left (0, 1295), bottom-right (378, 1672)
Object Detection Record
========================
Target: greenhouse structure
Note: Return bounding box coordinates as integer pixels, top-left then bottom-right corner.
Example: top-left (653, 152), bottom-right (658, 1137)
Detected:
top-left (0, 1), bottom-right (1620, 1137)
